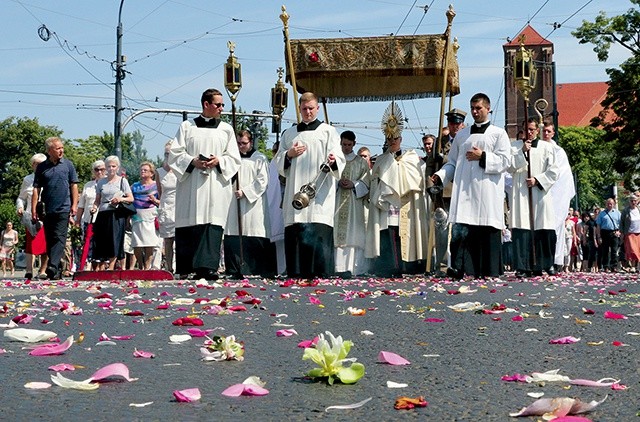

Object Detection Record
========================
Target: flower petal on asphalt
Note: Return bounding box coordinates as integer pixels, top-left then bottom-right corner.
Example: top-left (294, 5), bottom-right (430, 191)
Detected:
top-left (169, 334), bottom-right (192, 343)
top-left (360, 330), bottom-right (374, 336)
top-left (603, 311), bottom-right (627, 320)
top-left (325, 397), bottom-right (372, 412)
top-left (187, 328), bottom-right (213, 337)
top-left (111, 335), bottom-right (135, 340)
top-left (424, 318), bottom-right (445, 323)
top-left (4, 328), bottom-right (57, 343)
top-left (509, 397), bottom-right (576, 417)
top-left (549, 336), bottom-right (580, 344)
top-left (276, 329), bottom-right (298, 337)
top-left (24, 382), bottom-right (52, 389)
top-left (133, 348), bottom-right (155, 358)
top-left (242, 376), bottom-right (266, 387)
top-left (527, 392), bottom-right (545, 398)
top-left (378, 351), bottom-right (410, 365)
top-left (511, 315), bottom-right (524, 322)
top-left (48, 363), bottom-right (75, 372)
top-left (297, 336), bottom-right (319, 348)
top-left (222, 384), bottom-right (269, 397)
top-left (394, 396), bottom-right (428, 410)
top-left (173, 388), bottom-right (201, 402)
top-left (90, 363), bottom-right (138, 382)
top-left (387, 381), bottom-right (408, 388)
top-left (129, 402), bottom-right (154, 407)
top-left (448, 301), bottom-right (483, 312)
top-left (501, 373), bottom-right (528, 382)
top-left (570, 378), bottom-right (619, 387)
top-left (526, 370), bottom-right (571, 383)
top-left (50, 373), bottom-right (99, 391)
top-left (29, 335), bottom-right (74, 356)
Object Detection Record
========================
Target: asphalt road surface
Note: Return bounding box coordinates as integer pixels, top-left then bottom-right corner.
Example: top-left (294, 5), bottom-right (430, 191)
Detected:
top-left (1, 270), bottom-right (638, 421)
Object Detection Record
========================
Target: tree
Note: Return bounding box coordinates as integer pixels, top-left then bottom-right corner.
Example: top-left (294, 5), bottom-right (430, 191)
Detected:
top-left (572, 1), bottom-right (640, 191)
top-left (0, 117), bottom-right (61, 201)
top-left (558, 126), bottom-right (617, 210)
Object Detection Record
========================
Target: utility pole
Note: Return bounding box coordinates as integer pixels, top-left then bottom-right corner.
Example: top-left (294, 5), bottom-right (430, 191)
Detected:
top-left (114, 0), bottom-right (125, 159)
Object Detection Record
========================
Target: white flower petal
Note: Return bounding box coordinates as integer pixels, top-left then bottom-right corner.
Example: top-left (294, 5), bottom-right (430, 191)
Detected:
top-left (4, 328), bottom-right (57, 343)
top-left (50, 373), bottom-right (99, 390)
top-left (169, 334), bottom-right (191, 343)
top-left (387, 381), bottom-right (408, 388)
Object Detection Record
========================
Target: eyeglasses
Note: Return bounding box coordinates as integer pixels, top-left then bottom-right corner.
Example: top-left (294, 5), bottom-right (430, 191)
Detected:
top-left (211, 102), bottom-right (225, 108)
top-left (94, 167), bottom-right (105, 172)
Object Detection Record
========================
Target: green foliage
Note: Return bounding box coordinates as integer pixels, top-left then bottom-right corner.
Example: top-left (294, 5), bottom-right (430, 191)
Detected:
top-left (572, 1), bottom-right (640, 191)
top-left (0, 117), bottom-right (61, 201)
top-left (558, 126), bottom-right (618, 211)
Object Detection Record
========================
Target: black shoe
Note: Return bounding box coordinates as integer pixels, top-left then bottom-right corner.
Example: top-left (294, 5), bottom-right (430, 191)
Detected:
top-left (335, 271), bottom-right (353, 279)
top-left (194, 269), bottom-right (219, 281)
top-left (547, 267), bottom-right (556, 276)
top-left (515, 270), bottom-right (531, 278)
top-left (24, 273), bottom-right (33, 280)
top-left (446, 267), bottom-right (463, 279)
top-left (532, 270), bottom-right (543, 277)
top-left (45, 267), bottom-right (57, 280)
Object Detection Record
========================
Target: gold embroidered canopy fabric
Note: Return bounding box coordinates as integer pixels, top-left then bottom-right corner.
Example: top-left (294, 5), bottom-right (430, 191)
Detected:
top-left (287, 34), bottom-right (460, 103)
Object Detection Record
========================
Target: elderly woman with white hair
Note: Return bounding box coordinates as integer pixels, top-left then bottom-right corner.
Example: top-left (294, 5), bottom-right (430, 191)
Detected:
top-left (16, 153), bottom-right (49, 279)
top-left (75, 159), bottom-right (106, 270)
top-left (90, 155), bottom-right (133, 270)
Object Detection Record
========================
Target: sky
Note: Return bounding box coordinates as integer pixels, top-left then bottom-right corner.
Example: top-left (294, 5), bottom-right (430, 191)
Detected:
top-left (2, 0), bottom-right (632, 163)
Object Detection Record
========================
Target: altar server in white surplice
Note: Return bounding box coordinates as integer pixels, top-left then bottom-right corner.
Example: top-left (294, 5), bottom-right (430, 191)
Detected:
top-left (168, 88), bottom-right (241, 280)
top-left (224, 129), bottom-right (274, 278)
top-left (274, 92), bottom-right (345, 279)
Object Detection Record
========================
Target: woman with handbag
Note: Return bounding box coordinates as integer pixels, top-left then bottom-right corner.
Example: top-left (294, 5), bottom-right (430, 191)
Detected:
top-left (130, 161), bottom-right (160, 270)
top-left (90, 156), bottom-right (133, 270)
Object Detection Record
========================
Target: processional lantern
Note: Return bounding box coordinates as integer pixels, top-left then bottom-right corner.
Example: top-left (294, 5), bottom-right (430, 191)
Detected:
top-left (513, 35), bottom-right (536, 101)
top-left (224, 41), bottom-right (242, 98)
top-left (271, 67), bottom-right (288, 133)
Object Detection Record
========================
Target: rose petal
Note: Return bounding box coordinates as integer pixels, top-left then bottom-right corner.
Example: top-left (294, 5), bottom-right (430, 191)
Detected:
top-left (24, 382), bottom-right (52, 389)
top-left (276, 329), bottom-right (298, 337)
top-left (29, 335), bottom-right (74, 356)
top-left (173, 388), bottom-right (201, 402)
top-left (50, 373), bottom-right (99, 390)
top-left (549, 336), bottom-right (581, 344)
top-left (221, 383), bottom-right (269, 397)
top-left (604, 311), bottom-right (627, 320)
top-left (90, 363), bottom-right (138, 382)
top-left (387, 381), bottom-right (408, 388)
top-left (424, 318), bottom-right (445, 323)
top-left (133, 348), bottom-right (155, 358)
top-left (325, 397), bottom-right (372, 412)
top-left (378, 350), bottom-right (411, 365)
top-left (187, 328), bottom-right (213, 337)
top-left (4, 328), bottom-right (57, 343)
top-left (48, 363), bottom-right (76, 372)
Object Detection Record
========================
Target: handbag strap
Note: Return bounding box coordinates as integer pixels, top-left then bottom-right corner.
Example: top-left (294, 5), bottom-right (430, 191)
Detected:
top-left (605, 210), bottom-right (618, 230)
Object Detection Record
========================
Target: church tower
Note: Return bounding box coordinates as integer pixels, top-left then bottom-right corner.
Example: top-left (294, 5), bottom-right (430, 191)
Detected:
top-left (503, 25), bottom-right (554, 139)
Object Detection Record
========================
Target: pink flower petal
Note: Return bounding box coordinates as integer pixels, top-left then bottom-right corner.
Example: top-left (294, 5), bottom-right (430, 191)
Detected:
top-left (276, 329), bottom-right (298, 337)
top-left (549, 336), bottom-right (580, 344)
top-left (297, 336), bottom-right (319, 348)
top-left (221, 384), bottom-right (269, 397)
top-left (309, 296), bottom-right (322, 305)
top-left (511, 315), bottom-right (524, 322)
top-left (378, 350), bottom-right (411, 365)
top-left (604, 311), bottom-right (627, 320)
top-left (133, 349), bottom-right (155, 358)
top-left (98, 333), bottom-right (111, 341)
top-left (90, 363), bottom-right (138, 382)
top-left (187, 328), bottom-right (213, 337)
top-left (111, 335), bottom-right (135, 340)
top-left (501, 373), bottom-right (528, 382)
top-left (424, 318), bottom-right (445, 323)
top-left (48, 363), bottom-right (76, 372)
top-left (29, 335), bottom-right (74, 356)
top-left (228, 305), bottom-right (247, 312)
top-left (173, 387), bottom-right (201, 402)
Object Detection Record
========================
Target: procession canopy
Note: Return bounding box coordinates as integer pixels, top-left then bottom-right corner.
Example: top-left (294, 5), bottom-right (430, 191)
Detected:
top-left (286, 34), bottom-right (460, 103)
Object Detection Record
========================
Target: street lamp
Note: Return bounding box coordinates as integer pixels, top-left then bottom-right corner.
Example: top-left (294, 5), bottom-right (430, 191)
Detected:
top-left (270, 67), bottom-right (288, 134)
top-left (224, 41), bottom-right (242, 132)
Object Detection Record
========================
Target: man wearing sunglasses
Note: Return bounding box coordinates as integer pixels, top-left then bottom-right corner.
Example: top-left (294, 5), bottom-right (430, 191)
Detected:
top-left (168, 88), bottom-right (241, 280)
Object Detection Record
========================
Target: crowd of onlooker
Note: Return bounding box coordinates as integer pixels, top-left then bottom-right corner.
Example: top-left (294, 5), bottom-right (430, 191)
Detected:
top-left (502, 195), bottom-right (640, 274)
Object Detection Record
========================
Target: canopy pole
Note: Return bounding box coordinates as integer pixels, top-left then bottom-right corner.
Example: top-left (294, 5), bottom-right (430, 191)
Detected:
top-left (280, 6), bottom-right (301, 123)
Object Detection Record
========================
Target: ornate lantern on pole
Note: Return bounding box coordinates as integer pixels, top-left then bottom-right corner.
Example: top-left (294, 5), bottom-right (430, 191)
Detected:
top-left (512, 34), bottom-right (538, 267)
top-left (513, 35), bottom-right (536, 105)
top-left (224, 41), bottom-right (242, 132)
top-left (270, 67), bottom-right (288, 134)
